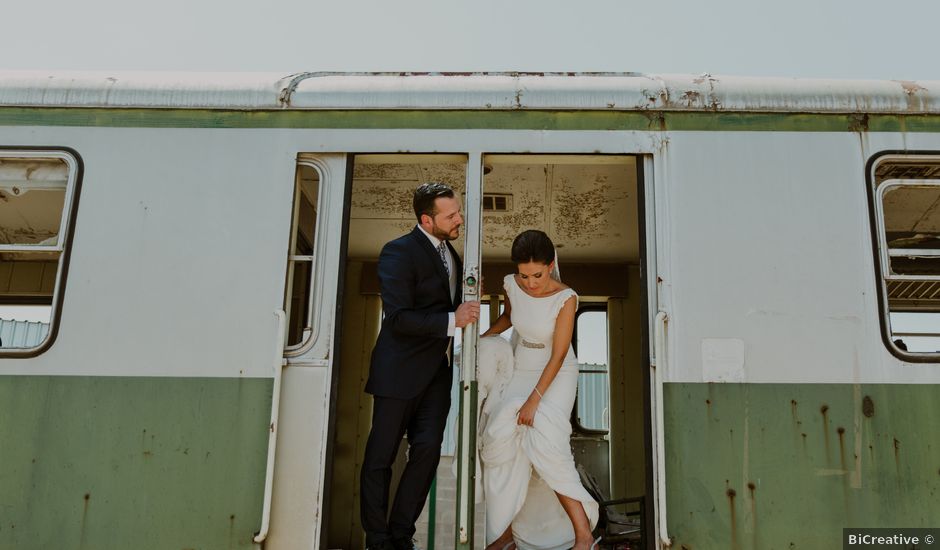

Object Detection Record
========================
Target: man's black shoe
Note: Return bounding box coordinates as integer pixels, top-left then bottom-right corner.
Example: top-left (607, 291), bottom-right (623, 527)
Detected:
top-left (392, 537), bottom-right (422, 550)
top-left (366, 540), bottom-right (396, 550)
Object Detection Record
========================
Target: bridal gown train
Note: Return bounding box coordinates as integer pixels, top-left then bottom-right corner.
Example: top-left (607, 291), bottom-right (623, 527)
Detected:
top-left (477, 274), bottom-right (599, 550)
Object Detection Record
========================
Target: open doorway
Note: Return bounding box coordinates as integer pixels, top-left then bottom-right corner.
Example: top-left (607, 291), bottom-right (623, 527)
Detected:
top-left (478, 154), bottom-right (648, 548)
top-left (326, 154), bottom-right (470, 550)
top-left (325, 153), bottom-right (650, 550)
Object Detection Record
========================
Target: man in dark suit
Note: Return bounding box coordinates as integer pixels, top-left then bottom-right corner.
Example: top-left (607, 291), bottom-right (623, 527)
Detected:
top-left (361, 182), bottom-right (481, 550)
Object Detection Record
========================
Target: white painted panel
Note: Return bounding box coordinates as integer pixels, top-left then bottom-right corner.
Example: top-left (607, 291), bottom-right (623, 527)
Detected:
top-left (660, 130), bottom-right (940, 384)
top-left (701, 338), bottom-right (745, 383)
top-left (0, 127), bottom-right (653, 379)
top-left (266, 366), bottom-right (330, 550)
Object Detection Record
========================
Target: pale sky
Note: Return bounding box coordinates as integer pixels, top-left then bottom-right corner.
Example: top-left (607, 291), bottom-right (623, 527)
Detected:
top-left (2, 0), bottom-right (937, 80)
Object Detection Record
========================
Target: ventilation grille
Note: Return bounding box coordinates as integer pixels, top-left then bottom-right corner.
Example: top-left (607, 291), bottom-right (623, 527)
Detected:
top-left (875, 161), bottom-right (940, 183)
top-left (888, 279), bottom-right (940, 310)
top-left (483, 193), bottom-right (512, 212)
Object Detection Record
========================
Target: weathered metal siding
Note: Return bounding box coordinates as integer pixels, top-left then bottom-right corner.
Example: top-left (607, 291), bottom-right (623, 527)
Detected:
top-left (0, 376), bottom-right (272, 550)
top-left (664, 382), bottom-right (940, 549)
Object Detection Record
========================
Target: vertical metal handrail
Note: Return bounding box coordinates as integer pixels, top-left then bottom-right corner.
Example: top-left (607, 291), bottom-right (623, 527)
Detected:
top-left (652, 311), bottom-right (671, 548)
top-left (254, 309), bottom-right (288, 543)
top-left (455, 153), bottom-right (483, 549)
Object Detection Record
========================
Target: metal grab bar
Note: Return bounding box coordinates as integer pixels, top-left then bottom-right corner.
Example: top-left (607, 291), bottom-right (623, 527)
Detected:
top-left (653, 311), bottom-right (671, 548)
top-left (254, 310), bottom-right (287, 543)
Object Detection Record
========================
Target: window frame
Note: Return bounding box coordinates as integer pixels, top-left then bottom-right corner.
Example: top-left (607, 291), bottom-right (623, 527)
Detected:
top-left (571, 303), bottom-right (610, 435)
top-left (867, 151), bottom-right (940, 362)
top-left (874, 179), bottom-right (940, 282)
top-left (0, 147), bottom-right (83, 358)
top-left (283, 158), bottom-right (327, 356)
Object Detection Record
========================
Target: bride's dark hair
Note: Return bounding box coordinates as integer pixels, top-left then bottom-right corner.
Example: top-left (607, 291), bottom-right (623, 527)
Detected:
top-left (511, 230), bottom-right (555, 265)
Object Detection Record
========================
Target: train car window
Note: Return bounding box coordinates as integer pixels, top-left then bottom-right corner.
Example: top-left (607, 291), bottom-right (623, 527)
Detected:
top-left (872, 156), bottom-right (940, 357)
top-left (575, 308), bottom-right (610, 432)
top-left (0, 152), bottom-right (79, 353)
top-left (284, 163), bottom-right (321, 348)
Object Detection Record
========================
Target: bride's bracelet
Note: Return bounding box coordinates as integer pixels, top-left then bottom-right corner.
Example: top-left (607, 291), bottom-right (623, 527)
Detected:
top-left (533, 387), bottom-right (543, 398)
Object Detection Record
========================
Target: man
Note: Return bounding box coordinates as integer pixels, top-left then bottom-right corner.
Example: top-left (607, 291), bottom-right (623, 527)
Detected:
top-left (361, 182), bottom-right (481, 550)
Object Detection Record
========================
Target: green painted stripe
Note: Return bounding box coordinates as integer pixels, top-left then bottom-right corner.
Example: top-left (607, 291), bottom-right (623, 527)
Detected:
top-left (664, 383), bottom-right (940, 550)
top-left (1, 107), bottom-right (940, 132)
top-left (0, 375), bottom-right (273, 550)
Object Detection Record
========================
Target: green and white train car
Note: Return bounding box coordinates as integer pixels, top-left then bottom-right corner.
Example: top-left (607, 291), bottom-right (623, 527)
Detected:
top-left (0, 72), bottom-right (938, 550)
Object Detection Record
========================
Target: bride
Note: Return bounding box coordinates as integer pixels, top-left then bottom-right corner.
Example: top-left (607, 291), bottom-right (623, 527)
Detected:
top-left (477, 230), bottom-right (599, 550)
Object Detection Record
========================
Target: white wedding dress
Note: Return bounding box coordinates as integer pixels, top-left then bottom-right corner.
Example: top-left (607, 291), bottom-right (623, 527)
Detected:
top-left (477, 274), bottom-right (599, 550)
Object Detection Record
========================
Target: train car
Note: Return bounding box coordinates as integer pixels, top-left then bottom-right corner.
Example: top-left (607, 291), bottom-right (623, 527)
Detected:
top-left (0, 72), bottom-right (938, 550)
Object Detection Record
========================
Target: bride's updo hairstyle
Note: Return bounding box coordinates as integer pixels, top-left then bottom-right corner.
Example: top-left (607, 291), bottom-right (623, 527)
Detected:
top-left (511, 230), bottom-right (555, 266)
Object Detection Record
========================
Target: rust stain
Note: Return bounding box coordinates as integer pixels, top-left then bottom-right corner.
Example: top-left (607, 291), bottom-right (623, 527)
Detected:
top-left (862, 395), bottom-right (875, 418)
top-left (894, 438), bottom-right (901, 472)
top-left (141, 428), bottom-right (155, 458)
top-left (727, 484), bottom-right (739, 550)
top-left (680, 90), bottom-right (702, 108)
top-left (642, 110), bottom-right (667, 130)
top-left (820, 404), bottom-right (832, 464)
top-left (687, 73), bottom-right (722, 110)
top-left (79, 493), bottom-right (91, 549)
top-left (848, 113), bottom-right (869, 133)
top-left (895, 80), bottom-right (929, 112)
top-left (837, 427), bottom-right (847, 471)
top-left (748, 481), bottom-right (758, 550)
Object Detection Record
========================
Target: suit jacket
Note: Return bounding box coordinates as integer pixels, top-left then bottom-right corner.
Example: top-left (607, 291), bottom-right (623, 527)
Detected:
top-left (365, 226), bottom-right (463, 399)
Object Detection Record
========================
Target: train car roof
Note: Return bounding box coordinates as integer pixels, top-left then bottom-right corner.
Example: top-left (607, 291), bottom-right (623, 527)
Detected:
top-left (0, 71), bottom-right (937, 114)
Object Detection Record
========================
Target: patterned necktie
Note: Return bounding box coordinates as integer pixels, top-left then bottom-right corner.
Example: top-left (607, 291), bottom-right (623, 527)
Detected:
top-left (437, 241), bottom-right (450, 276)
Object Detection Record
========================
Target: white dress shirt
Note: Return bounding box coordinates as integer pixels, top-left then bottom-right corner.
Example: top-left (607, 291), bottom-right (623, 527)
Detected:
top-left (417, 225), bottom-right (458, 336)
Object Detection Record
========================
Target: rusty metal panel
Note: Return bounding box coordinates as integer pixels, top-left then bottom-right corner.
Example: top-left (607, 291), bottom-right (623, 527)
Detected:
top-left (0, 375), bottom-right (272, 550)
top-left (664, 382), bottom-right (940, 549)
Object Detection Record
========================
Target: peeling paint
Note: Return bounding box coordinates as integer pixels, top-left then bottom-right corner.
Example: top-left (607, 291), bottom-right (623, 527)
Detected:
top-left (896, 80), bottom-right (930, 112)
top-left (1, 72), bottom-right (938, 114)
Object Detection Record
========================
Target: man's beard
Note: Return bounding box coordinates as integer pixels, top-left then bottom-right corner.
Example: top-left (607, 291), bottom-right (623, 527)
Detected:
top-left (431, 223), bottom-right (457, 241)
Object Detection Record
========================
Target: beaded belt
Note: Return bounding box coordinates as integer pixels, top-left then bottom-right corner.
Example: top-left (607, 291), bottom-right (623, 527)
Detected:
top-left (520, 339), bottom-right (545, 349)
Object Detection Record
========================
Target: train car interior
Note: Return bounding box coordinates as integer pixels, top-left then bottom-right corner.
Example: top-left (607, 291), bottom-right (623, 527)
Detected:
top-left (325, 153), bottom-right (647, 550)
top-left (0, 155), bottom-right (71, 351)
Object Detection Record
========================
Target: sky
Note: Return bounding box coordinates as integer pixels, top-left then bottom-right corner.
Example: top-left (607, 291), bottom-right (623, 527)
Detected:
top-left (1, 0), bottom-right (937, 347)
top-left (2, 0), bottom-right (937, 81)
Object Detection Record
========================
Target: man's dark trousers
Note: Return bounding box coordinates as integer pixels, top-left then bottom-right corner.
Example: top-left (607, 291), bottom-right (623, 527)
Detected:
top-left (360, 361), bottom-right (451, 547)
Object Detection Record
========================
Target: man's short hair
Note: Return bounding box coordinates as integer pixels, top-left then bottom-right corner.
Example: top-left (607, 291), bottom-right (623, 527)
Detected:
top-left (413, 182), bottom-right (455, 222)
